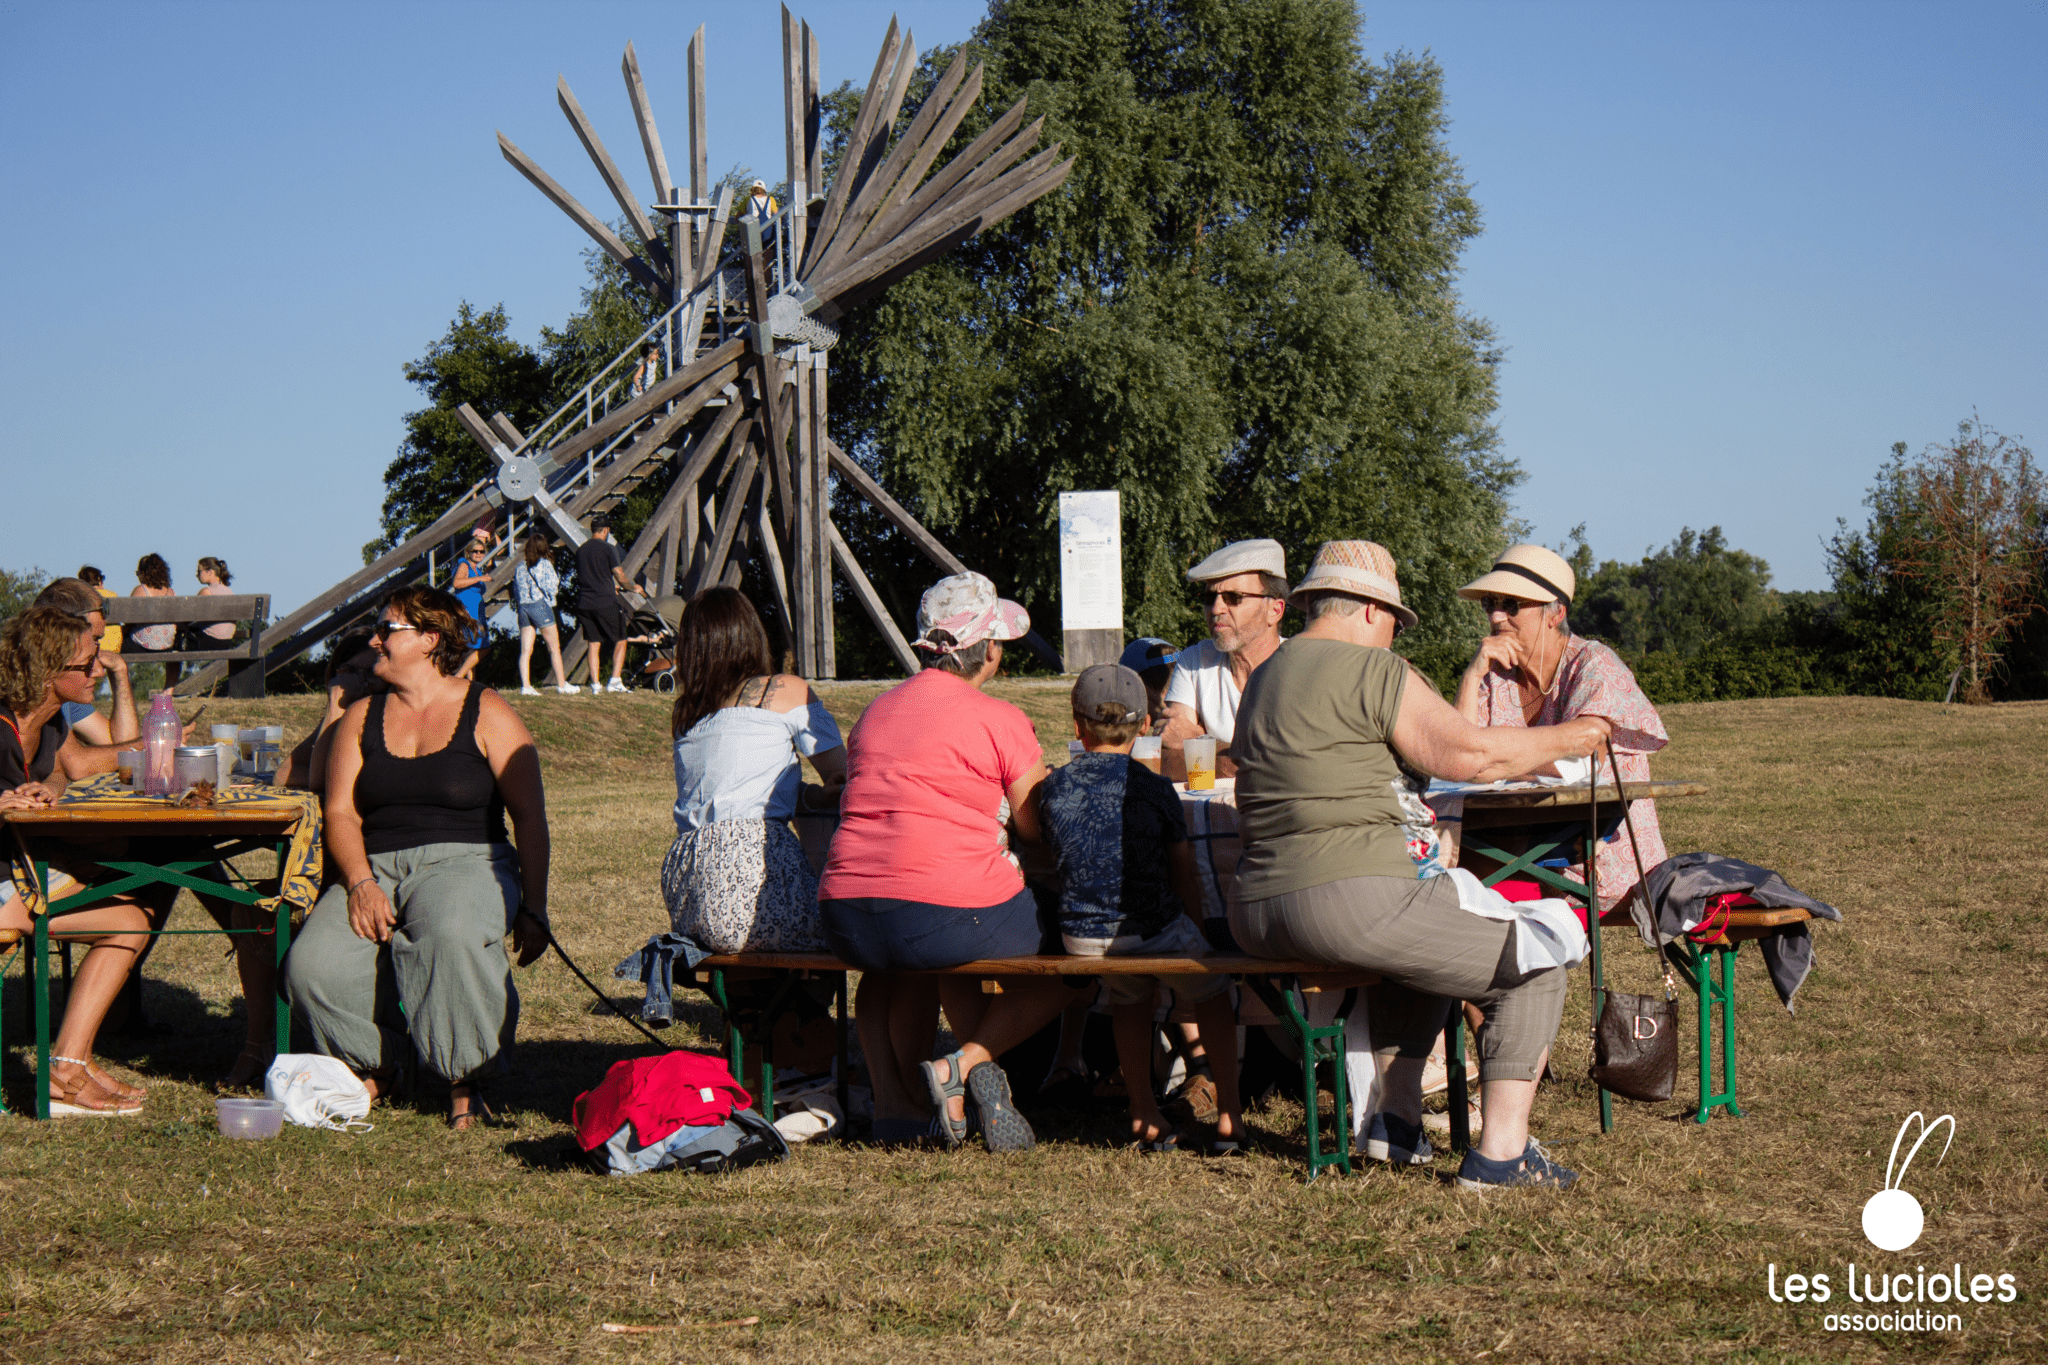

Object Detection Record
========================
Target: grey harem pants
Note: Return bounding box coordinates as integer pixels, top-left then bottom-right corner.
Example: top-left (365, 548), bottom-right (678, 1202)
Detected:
top-left (283, 842), bottom-right (523, 1084)
top-left (1231, 873), bottom-right (1568, 1083)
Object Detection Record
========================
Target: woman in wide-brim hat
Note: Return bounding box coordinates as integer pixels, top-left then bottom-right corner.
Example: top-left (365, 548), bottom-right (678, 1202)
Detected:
top-left (1453, 544), bottom-right (1670, 910)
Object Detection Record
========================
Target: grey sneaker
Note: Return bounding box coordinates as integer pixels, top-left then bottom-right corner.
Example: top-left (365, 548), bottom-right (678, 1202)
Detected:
top-left (1455, 1137), bottom-right (1578, 1191)
top-left (1361, 1111), bottom-right (1434, 1165)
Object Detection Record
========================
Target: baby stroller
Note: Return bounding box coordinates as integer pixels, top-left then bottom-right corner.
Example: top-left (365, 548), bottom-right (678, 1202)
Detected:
top-left (627, 595), bottom-right (686, 692)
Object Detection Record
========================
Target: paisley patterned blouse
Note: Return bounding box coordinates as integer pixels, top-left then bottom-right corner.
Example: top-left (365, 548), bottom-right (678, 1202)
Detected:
top-left (1472, 635), bottom-right (1670, 909)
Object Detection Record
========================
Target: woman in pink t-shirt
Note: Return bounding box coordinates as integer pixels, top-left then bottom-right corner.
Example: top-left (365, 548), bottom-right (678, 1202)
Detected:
top-left (818, 573), bottom-right (1062, 1150)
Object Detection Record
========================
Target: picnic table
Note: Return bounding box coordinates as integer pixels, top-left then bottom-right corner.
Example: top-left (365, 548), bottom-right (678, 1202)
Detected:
top-left (2, 777), bottom-right (324, 1118)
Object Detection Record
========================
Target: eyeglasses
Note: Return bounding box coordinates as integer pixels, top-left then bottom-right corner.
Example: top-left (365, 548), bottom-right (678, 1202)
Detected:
top-left (373, 621), bottom-right (419, 642)
top-left (1476, 595), bottom-right (1543, 617)
top-left (1201, 590), bottom-right (1275, 609)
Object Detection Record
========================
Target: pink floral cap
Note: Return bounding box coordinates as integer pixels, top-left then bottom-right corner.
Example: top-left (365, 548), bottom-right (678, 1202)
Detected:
top-left (914, 571), bottom-right (1031, 653)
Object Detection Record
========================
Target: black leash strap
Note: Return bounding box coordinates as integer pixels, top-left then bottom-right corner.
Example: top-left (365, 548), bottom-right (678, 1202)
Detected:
top-left (543, 924), bottom-right (673, 1050)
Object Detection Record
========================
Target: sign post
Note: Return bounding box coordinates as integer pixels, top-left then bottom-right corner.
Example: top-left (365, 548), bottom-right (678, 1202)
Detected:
top-left (1058, 490), bottom-right (1123, 673)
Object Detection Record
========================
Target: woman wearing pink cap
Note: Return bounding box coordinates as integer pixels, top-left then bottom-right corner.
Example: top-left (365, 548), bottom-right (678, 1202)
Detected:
top-left (818, 572), bottom-right (1066, 1150)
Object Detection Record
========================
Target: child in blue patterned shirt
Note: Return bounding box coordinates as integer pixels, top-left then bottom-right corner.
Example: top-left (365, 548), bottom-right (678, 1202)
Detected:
top-left (1038, 665), bottom-right (1242, 1153)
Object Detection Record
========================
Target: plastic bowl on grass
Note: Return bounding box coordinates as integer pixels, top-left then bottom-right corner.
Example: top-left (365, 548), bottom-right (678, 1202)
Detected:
top-left (216, 1097), bottom-right (285, 1140)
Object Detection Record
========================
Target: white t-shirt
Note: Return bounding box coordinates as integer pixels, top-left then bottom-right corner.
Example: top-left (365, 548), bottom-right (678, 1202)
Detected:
top-left (1162, 637), bottom-right (1285, 745)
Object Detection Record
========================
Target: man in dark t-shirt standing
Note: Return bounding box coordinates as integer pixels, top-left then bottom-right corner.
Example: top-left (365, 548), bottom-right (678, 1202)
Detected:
top-left (574, 515), bottom-right (636, 694)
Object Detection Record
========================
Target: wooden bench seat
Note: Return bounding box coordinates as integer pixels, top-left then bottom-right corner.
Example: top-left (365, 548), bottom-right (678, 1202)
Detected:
top-left (689, 950), bottom-right (1379, 1178)
top-left (103, 593), bottom-right (273, 697)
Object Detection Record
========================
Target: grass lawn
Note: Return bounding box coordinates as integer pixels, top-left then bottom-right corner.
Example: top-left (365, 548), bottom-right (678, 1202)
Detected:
top-left (2, 687), bottom-right (2042, 1362)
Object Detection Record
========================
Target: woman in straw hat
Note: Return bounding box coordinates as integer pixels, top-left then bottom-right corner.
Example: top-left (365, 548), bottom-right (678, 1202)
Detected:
top-left (1453, 544), bottom-right (1669, 910)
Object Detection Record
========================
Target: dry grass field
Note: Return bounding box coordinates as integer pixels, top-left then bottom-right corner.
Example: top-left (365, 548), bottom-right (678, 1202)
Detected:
top-left (2, 686), bottom-right (2042, 1362)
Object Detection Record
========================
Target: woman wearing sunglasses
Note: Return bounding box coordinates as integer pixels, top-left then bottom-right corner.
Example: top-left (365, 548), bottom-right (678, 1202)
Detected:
top-left (0, 607), bottom-right (153, 1115)
top-left (1453, 544), bottom-right (1670, 911)
top-left (282, 586), bottom-right (551, 1128)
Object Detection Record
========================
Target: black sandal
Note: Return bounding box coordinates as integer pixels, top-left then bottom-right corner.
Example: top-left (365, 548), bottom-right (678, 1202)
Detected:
top-left (449, 1083), bottom-right (511, 1130)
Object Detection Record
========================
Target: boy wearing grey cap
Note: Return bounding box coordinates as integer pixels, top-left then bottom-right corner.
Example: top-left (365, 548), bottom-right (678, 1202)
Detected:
top-left (1039, 664), bottom-right (1243, 1153)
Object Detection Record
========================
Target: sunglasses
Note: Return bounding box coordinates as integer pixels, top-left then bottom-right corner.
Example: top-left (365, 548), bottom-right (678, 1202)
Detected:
top-left (373, 620), bottom-right (420, 642)
top-left (58, 656), bottom-right (107, 676)
top-left (1476, 595), bottom-right (1543, 617)
top-left (1201, 590), bottom-right (1275, 609)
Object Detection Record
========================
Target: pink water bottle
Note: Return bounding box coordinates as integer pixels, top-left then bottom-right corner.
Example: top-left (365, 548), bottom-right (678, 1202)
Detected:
top-left (142, 691), bottom-right (180, 796)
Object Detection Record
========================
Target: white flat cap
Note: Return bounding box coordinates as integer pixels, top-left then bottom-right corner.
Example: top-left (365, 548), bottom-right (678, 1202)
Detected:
top-left (1185, 538), bottom-right (1287, 586)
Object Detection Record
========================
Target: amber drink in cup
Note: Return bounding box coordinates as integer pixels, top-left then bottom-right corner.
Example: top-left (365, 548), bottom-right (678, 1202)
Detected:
top-left (116, 749), bottom-right (142, 787)
top-left (1132, 736), bottom-right (1163, 775)
top-left (1183, 735), bottom-right (1218, 791)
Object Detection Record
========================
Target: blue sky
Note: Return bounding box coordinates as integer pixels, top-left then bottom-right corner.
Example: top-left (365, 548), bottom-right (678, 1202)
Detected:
top-left (2, 1), bottom-right (2041, 620)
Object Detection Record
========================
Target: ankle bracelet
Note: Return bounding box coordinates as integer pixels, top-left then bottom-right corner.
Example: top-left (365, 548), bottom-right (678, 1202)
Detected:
top-left (50, 1054), bottom-right (92, 1068)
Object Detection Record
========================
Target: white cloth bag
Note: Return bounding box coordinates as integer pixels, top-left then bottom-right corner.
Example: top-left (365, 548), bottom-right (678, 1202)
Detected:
top-left (265, 1054), bottom-right (374, 1132)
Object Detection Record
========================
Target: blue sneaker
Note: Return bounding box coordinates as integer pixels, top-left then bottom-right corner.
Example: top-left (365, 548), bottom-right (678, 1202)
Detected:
top-left (1361, 1111), bottom-right (1434, 1165)
top-left (1455, 1137), bottom-right (1578, 1190)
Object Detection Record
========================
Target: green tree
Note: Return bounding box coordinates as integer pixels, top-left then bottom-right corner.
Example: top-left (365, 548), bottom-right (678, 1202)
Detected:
top-left (372, 302), bottom-right (552, 558)
top-left (1577, 527), bottom-right (1778, 657)
top-left (1, 567), bottom-right (50, 619)
top-left (826, 0), bottom-right (1515, 664)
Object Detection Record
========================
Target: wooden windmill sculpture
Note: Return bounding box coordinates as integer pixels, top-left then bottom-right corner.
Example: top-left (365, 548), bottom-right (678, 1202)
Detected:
top-left (468, 9), bottom-right (1073, 677)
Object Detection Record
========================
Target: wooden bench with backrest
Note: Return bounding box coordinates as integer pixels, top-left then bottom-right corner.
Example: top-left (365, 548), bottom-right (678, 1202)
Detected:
top-left (103, 594), bottom-right (272, 698)
top-left (687, 949), bottom-right (1378, 1179)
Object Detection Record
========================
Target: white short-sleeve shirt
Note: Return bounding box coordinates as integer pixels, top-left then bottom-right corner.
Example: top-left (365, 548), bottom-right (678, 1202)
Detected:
top-left (1162, 638), bottom-right (1285, 745)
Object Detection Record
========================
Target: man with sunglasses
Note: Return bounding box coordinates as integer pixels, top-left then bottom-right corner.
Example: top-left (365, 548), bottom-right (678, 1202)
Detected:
top-left (1159, 539), bottom-right (1290, 782)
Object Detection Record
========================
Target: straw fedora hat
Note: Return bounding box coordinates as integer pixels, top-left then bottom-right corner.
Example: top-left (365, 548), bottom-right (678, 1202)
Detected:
top-left (1286, 540), bottom-right (1417, 628)
top-left (1458, 544), bottom-right (1576, 605)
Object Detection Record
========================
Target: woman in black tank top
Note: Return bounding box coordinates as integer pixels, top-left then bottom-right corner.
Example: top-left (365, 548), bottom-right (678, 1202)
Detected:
top-left (280, 586), bottom-right (551, 1129)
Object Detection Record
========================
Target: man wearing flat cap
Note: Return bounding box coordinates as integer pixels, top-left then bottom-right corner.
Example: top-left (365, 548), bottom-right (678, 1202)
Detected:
top-left (1454, 544), bottom-right (1669, 910)
top-left (1159, 538), bottom-right (1289, 782)
top-left (1230, 540), bottom-right (1610, 1189)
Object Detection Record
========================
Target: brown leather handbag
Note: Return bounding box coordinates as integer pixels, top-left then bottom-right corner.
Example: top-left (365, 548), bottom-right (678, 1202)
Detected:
top-left (1587, 738), bottom-right (1679, 1103)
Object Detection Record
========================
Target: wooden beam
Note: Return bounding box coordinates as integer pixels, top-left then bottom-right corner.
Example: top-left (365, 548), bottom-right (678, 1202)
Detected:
top-left (542, 336), bottom-right (744, 471)
top-left (621, 41), bottom-right (674, 204)
top-left (824, 438), bottom-right (967, 576)
top-left (804, 17), bottom-right (901, 275)
top-left (752, 476), bottom-right (798, 653)
top-left (809, 350), bottom-right (834, 678)
top-left (828, 519), bottom-right (919, 675)
top-left (687, 24), bottom-right (708, 200)
top-left (692, 448), bottom-right (759, 597)
top-left (791, 344), bottom-right (817, 676)
top-left (803, 21), bottom-right (822, 190)
top-left (810, 48), bottom-right (970, 283)
top-left (619, 400), bottom-right (747, 582)
top-left (831, 55), bottom-right (982, 274)
top-left (657, 510), bottom-right (681, 597)
top-left (557, 76), bottom-right (664, 264)
top-left (836, 97), bottom-right (1029, 277)
top-left (813, 146), bottom-right (1070, 310)
top-left (498, 131), bottom-right (668, 299)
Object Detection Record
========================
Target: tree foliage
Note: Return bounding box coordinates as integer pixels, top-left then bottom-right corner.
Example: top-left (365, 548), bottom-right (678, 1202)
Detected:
top-left (373, 302), bottom-right (552, 558)
top-left (825, 0), bottom-right (1515, 663)
top-left (1577, 527), bottom-right (1778, 657)
top-left (1887, 415), bottom-right (2043, 701)
top-left (1, 566), bottom-right (51, 620)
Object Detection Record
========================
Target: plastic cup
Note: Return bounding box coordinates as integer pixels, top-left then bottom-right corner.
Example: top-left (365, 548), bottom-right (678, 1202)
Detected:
top-left (115, 749), bottom-right (142, 786)
top-left (1183, 735), bottom-right (1218, 791)
top-left (1067, 739), bottom-right (1085, 760)
top-left (1132, 735), bottom-right (1163, 775)
top-left (239, 728), bottom-right (262, 765)
top-left (215, 1097), bottom-right (285, 1140)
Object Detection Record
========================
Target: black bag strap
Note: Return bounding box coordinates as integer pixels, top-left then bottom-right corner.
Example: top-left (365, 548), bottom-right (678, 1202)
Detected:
top-left (1601, 736), bottom-right (1675, 999)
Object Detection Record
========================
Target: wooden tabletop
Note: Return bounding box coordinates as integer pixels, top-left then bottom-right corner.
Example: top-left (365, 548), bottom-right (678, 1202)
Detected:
top-left (1451, 779), bottom-right (1706, 809)
top-left (3, 804), bottom-right (303, 839)
top-left (696, 951), bottom-right (1377, 984)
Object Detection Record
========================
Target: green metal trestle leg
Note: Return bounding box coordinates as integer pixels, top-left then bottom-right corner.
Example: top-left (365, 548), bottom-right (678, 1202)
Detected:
top-left (1667, 940), bottom-right (1742, 1123)
top-left (1245, 975), bottom-right (1356, 1180)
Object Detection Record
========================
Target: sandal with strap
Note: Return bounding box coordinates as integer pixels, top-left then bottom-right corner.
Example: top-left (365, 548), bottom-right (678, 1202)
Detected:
top-left (919, 1050), bottom-right (972, 1148)
top-left (49, 1057), bottom-right (143, 1118)
top-left (449, 1082), bottom-right (511, 1131)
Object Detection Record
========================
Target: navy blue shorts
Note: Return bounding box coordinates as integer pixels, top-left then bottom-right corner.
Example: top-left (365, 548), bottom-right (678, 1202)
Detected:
top-left (820, 887), bottom-right (1050, 972)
